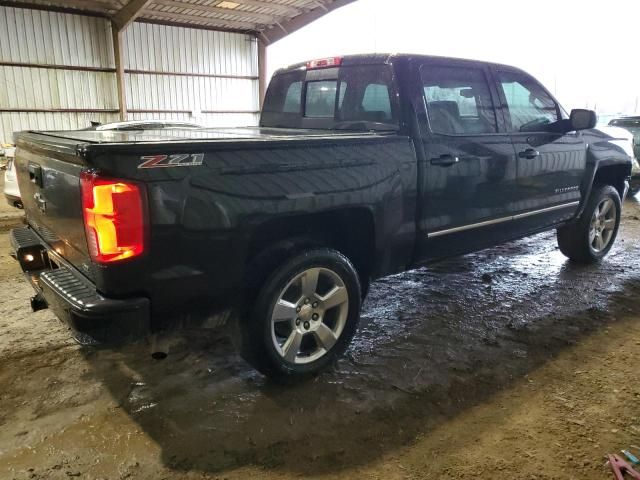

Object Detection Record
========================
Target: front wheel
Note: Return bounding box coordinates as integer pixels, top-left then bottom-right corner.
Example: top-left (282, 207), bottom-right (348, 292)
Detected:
top-left (239, 248), bottom-right (361, 381)
top-left (557, 185), bottom-right (621, 263)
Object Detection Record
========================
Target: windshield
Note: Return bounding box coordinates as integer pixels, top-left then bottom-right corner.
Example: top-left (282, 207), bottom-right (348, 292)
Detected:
top-left (260, 64), bottom-right (399, 132)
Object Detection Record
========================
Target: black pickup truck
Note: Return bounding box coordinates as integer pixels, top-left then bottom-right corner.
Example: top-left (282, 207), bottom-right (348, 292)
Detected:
top-left (10, 54), bottom-right (633, 380)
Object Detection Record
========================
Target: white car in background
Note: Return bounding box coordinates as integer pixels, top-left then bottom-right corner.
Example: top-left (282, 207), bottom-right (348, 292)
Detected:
top-left (3, 144), bottom-right (21, 209)
top-left (596, 121), bottom-right (640, 193)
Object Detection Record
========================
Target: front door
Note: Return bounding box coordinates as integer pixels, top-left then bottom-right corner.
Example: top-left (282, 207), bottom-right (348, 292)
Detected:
top-left (415, 60), bottom-right (518, 261)
top-left (493, 67), bottom-right (585, 227)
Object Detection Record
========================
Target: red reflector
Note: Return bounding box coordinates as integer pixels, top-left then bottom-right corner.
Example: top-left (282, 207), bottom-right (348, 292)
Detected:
top-left (80, 171), bottom-right (145, 264)
top-left (306, 56), bottom-right (342, 69)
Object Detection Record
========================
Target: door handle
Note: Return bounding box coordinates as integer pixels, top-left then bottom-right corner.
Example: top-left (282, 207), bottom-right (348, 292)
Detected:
top-left (430, 154), bottom-right (459, 166)
top-left (518, 149), bottom-right (540, 159)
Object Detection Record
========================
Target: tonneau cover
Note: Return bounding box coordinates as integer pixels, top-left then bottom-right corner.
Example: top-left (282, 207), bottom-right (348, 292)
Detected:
top-left (28, 126), bottom-right (383, 145)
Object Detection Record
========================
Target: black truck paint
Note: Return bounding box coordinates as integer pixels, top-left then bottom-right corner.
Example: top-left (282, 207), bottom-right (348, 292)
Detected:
top-left (10, 54), bottom-right (633, 378)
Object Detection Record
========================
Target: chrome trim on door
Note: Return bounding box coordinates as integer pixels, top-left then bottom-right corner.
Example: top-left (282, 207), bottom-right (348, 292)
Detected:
top-left (427, 201), bottom-right (580, 238)
top-left (511, 201), bottom-right (580, 220)
top-left (427, 216), bottom-right (512, 238)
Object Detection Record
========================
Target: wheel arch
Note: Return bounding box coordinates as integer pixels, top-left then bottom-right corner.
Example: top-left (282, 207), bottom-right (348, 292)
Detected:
top-left (592, 163), bottom-right (630, 198)
top-left (577, 161), bottom-right (630, 218)
top-left (243, 207), bottom-right (376, 299)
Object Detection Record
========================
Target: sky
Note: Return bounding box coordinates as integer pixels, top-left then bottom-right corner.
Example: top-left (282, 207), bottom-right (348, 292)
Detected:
top-left (268, 0), bottom-right (639, 115)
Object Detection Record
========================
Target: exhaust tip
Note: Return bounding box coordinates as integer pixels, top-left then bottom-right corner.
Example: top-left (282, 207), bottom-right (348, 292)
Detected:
top-left (149, 334), bottom-right (171, 360)
top-left (151, 351), bottom-right (168, 360)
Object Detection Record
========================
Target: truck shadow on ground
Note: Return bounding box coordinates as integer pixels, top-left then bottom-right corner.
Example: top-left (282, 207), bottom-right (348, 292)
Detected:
top-left (79, 219), bottom-right (640, 476)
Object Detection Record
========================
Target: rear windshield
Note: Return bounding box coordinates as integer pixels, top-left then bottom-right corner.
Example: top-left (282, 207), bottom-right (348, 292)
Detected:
top-left (260, 64), bottom-right (399, 131)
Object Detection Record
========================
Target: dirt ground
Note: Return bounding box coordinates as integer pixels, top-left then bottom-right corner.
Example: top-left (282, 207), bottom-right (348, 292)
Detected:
top-left (1, 195), bottom-right (639, 480)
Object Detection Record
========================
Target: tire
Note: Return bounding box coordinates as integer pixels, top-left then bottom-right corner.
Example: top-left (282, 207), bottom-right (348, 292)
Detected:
top-left (238, 248), bottom-right (361, 381)
top-left (557, 185), bottom-right (621, 263)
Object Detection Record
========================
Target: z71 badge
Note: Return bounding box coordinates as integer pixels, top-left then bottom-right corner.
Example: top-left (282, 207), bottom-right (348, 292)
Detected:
top-left (138, 153), bottom-right (204, 169)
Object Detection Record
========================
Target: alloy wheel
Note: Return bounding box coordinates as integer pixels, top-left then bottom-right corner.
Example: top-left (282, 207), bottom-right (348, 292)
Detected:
top-left (589, 197), bottom-right (617, 252)
top-left (270, 267), bottom-right (349, 364)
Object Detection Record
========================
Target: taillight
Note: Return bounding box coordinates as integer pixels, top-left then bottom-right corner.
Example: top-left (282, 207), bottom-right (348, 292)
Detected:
top-left (306, 57), bottom-right (342, 69)
top-left (80, 171), bottom-right (146, 263)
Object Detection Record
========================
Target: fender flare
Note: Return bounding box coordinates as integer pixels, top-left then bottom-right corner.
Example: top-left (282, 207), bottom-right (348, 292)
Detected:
top-left (575, 159), bottom-right (631, 219)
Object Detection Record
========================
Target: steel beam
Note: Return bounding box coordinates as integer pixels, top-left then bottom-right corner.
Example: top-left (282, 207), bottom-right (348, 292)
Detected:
top-left (111, 23), bottom-right (127, 121)
top-left (258, 39), bottom-right (267, 108)
top-left (0, 61), bottom-right (115, 73)
top-left (0, 108), bottom-right (120, 113)
top-left (110, 0), bottom-right (156, 121)
top-left (259, 0), bottom-right (357, 45)
top-left (112, 0), bottom-right (154, 31)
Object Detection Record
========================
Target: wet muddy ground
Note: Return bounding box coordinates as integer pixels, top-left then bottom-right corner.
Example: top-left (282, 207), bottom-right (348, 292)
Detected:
top-left (1, 197), bottom-right (639, 479)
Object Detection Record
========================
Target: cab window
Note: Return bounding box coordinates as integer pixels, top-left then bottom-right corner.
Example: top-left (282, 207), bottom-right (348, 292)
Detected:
top-left (361, 83), bottom-right (392, 119)
top-left (260, 64), bottom-right (399, 131)
top-left (305, 81), bottom-right (338, 118)
top-left (283, 81), bottom-right (302, 113)
top-left (263, 72), bottom-right (302, 117)
top-left (497, 70), bottom-right (559, 132)
top-left (421, 65), bottom-right (498, 135)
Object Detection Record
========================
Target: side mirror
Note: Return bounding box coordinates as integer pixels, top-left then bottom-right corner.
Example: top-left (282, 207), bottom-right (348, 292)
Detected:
top-left (570, 109), bottom-right (597, 131)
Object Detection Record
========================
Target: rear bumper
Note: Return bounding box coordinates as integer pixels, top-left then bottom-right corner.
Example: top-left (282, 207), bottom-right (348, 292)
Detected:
top-left (10, 226), bottom-right (149, 345)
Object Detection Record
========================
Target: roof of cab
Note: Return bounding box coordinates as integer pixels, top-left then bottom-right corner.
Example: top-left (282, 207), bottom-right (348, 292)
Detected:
top-left (280, 53), bottom-right (394, 72)
top-left (274, 53), bottom-right (521, 77)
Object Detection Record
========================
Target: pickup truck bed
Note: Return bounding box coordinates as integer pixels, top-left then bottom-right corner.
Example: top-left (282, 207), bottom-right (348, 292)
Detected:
top-left (13, 126), bottom-right (417, 343)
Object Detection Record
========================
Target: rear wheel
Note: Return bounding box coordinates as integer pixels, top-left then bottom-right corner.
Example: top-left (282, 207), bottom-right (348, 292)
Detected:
top-left (239, 248), bottom-right (361, 381)
top-left (557, 185), bottom-right (621, 263)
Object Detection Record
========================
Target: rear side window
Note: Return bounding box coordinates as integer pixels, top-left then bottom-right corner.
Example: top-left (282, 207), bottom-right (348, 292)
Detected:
top-left (337, 66), bottom-right (396, 125)
top-left (263, 72), bottom-right (302, 116)
top-left (497, 70), bottom-right (559, 132)
top-left (421, 65), bottom-right (498, 135)
top-left (361, 84), bottom-right (392, 117)
top-left (283, 81), bottom-right (302, 113)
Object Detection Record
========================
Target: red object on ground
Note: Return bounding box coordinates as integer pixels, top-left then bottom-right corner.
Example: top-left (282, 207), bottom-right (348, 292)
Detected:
top-left (609, 454), bottom-right (640, 480)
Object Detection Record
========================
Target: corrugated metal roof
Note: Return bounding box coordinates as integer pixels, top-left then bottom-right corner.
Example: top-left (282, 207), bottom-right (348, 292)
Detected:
top-left (0, 0), bottom-right (356, 43)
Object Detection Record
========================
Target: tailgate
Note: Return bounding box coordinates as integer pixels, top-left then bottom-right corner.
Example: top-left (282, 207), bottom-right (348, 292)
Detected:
top-left (14, 133), bottom-right (93, 279)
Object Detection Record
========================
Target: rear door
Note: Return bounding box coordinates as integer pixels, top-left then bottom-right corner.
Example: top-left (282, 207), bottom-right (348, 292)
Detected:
top-left (414, 59), bottom-right (518, 260)
top-left (493, 67), bottom-right (584, 225)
